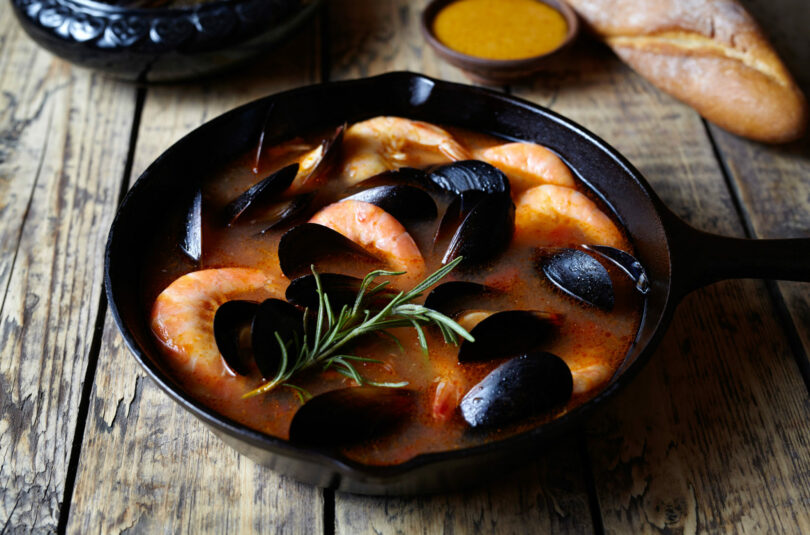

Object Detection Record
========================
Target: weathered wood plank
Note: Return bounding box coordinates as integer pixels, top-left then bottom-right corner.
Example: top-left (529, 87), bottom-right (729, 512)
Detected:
top-left (329, 2), bottom-right (595, 534)
top-left (515, 39), bottom-right (810, 533)
top-left (710, 0), bottom-right (810, 360)
top-left (66, 21), bottom-right (326, 535)
top-left (327, 0), bottom-right (465, 82)
top-left (335, 437), bottom-right (594, 535)
top-left (0, 1), bottom-right (139, 530)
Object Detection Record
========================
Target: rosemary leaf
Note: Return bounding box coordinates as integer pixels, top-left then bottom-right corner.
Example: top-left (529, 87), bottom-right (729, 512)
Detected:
top-left (242, 257), bottom-right (472, 399)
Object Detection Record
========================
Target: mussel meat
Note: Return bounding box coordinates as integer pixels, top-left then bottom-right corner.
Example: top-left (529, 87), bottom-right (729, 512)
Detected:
top-left (288, 387), bottom-right (416, 447)
top-left (428, 160), bottom-right (510, 195)
top-left (222, 163), bottom-right (299, 225)
top-left (536, 248), bottom-right (614, 311)
top-left (278, 223), bottom-right (386, 280)
top-left (180, 189), bottom-right (203, 263)
top-left (297, 124), bottom-right (345, 189)
top-left (460, 352), bottom-right (573, 429)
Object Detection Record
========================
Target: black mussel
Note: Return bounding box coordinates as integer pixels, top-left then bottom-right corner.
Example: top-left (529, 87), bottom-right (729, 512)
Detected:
top-left (442, 192), bottom-right (515, 266)
top-left (428, 160), bottom-right (510, 196)
top-left (286, 273), bottom-right (361, 310)
top-left (460, 352), bottom-right (573, 429)
top-left (289, 387), bottom-right (416, 447)
top-left (214, 300), bottom-right (259, 376)
top-left (344, 167), bottom-right (436, 193)
top-left (278, 223), bottom-right (385, 280)
top-left (582, 244), bottom-right (650, 295)
top-left (432, 190), bottom-right (486, 254)
top-left (424, 281), bottom-right (500, 318)
top-left (181, 189), bottom-right (202, 263)
top-left (297, 124), bottom-right (345, 189)
top-left (536, 248), bottom-right (614, 311)
top-left (222, 163), bottom-right (299, 226)
top-left (286, 273), bottom-right (398, 311)
top-left (457, 310), bottom-right (562, 363)
top-left (259, 192), bottom-right (316, 234)
top-left (344, 185), bottom-right (437, 224)
top-left (251, 299), bottom-right (305, 379)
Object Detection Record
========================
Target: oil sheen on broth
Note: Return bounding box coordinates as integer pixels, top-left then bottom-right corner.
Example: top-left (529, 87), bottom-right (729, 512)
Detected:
top-left (145, 118), bottom-right (642, 466)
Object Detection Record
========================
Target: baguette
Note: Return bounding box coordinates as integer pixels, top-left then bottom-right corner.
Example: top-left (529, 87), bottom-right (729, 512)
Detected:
top-left (565, 0), bottom-right (807, 143)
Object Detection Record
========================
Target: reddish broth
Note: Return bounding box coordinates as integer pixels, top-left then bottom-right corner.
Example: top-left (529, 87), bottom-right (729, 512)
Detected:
top-left (143, 122), bottom-right (642, 465)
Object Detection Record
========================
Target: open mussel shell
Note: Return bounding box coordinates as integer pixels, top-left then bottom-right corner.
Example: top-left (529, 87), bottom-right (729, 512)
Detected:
top-left (286, 273), bottom-right (397, 311)
top-left (214, 300), bottom-right (259, 376)
top-left (297, 124), bottom-right (345, 189)
top-left (180, 189), bottom-right (202, 263)
top-left (428, 160), bottom-right (510, 195)
top-left (222, 163), bottom-right (299, 226)
top-left (424, 281), bottom-right (500, 318)
top-left (278, 223), bottom-right (385, 280)
top-left (259, 192), bottom-right (316, 234)
top-left (344, 185), bottom-right (437, 224)
top-left (442, 192), bottom-right (515, 267)
top-left (582, 244), bottom-right (650, 294)
top-left (345, 167), bottom-right (436, 193)
top-left (251, 299), bottom-right (305, 379)
top-left (460, 352), bottom-right (573, 429)
top-left (286, 273), bottom-right (362, 310)
top-left (536, 248), bottom-right (615, 311)
top-left (288, 387), bottom-right (416, 448)
top-left (457, 310), bottom-right (562, 363)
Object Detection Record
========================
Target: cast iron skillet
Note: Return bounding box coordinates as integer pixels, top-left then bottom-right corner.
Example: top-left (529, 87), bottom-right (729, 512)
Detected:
top-left (105, 72), bottom-right (810, 495)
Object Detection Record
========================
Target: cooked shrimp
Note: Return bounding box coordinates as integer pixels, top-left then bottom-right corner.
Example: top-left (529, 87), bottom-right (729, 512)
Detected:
top-left (432, 374), bottom-right (465, 422)
top-left (429, 355), bottom-right (468, 422)
top-left (309, 200), bottom-right (427, 283)
top-left (477, 142), bottom-right (576, 192)
top-left (514, 184), bottom-right (626, 249)
top-left (150, 268), bottom-right (286, 392)
top-left (341, 116), bottom-right (471, 182)
top-left (570, 361), bottom-right (612, 396)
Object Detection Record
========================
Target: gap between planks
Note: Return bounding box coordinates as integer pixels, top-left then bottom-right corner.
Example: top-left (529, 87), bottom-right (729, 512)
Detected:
top-left (701, 118), bottom-right (810, 395)
top-left (54, 87), bottom-right (147, 535)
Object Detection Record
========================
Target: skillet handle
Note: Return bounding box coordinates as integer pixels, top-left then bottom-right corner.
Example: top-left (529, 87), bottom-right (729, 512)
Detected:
top-left (668, 214), bottom-right (810, 298)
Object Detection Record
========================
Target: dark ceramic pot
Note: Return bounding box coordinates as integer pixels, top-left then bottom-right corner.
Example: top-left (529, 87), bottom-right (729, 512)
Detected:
top-left (9, 0), bottom-right (320, 81)
top-left (105, 72), bottom-right (810, 494)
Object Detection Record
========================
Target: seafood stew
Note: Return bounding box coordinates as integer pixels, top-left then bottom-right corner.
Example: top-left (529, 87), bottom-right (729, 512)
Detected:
top-left (144, 115), bottom-right (646, 466)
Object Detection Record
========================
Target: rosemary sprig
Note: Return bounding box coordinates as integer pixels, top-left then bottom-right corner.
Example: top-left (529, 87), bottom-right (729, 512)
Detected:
top-left (242, 257), bottom-right (474, 399)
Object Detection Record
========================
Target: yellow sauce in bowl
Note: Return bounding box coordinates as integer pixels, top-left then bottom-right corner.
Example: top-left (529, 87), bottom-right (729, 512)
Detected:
top-left (433, 0), bottom-right (568, 60)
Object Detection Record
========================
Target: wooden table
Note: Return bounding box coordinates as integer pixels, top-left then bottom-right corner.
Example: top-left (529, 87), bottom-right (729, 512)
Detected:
top-left (2, 0), bottom-right (809, 532)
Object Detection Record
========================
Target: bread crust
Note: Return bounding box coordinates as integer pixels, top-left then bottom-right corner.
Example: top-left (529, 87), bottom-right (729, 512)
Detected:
top-left (566, 0), bottom-right (807, 143)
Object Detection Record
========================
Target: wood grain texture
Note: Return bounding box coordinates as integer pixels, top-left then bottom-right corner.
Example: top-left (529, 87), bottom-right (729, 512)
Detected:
top-left (335, 437), bottom-right (595, 535)
top-left (710, 0), bottom-right (810, 360)
top-left (515, 40), bottom-right (810, 534)
top-left (65, 22), bottom-right (325, 535)
top-left (0, 1), bottom-right (138, 530)
top-left (327, 0), bottom-right (465, 82)
top-left (328, 2), bottom-right (594, 534)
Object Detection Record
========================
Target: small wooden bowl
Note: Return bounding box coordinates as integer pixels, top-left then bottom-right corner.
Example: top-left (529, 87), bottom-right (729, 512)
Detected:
top-left (420, 0), bottom-right (579, 85)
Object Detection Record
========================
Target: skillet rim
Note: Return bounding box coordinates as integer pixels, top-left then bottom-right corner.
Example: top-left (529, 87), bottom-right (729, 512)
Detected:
top-left (105, 71), bottom-right (679, 489)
